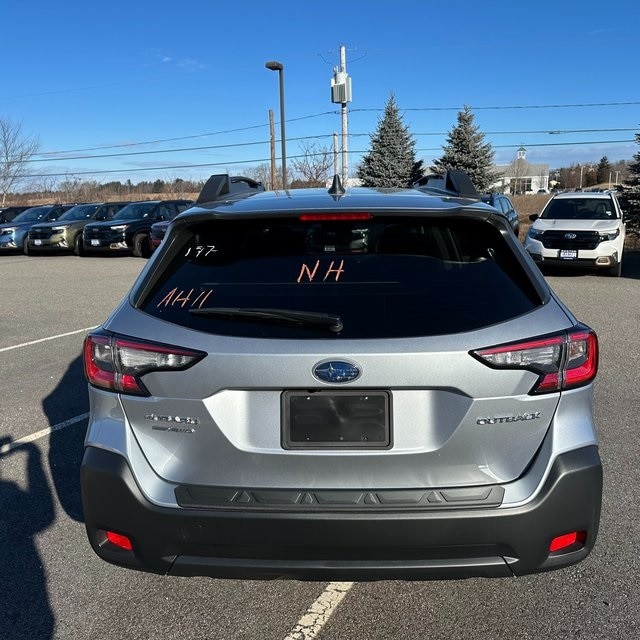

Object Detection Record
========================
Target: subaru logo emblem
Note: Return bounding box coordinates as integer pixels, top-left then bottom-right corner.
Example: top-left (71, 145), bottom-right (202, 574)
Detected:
top-left (564, 232), bottom-right (577, 240)
top-left (313, 360), bottom-right (361, 383)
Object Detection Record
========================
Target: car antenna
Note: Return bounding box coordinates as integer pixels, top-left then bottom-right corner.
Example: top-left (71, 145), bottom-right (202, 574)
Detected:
top-left (328, 174), bottom-right (346, 198)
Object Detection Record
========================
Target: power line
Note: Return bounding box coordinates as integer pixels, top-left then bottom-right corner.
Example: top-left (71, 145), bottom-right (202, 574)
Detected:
top-left (34, 101), bottom-right (640, 157)
top-left (24, 139), bottom-right (636, 179)
top-left (36, 111), bottom-right (339, 156)
top-left (28, 128), bottom-right (639, 165)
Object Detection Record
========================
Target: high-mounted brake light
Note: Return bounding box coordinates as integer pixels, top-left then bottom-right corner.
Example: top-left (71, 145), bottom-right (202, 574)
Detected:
top-left (299, 213), bottom-right (372, 221)
top-left (83, 331), bottom-right (205, 396)
top-left (472, 326), bottom-right (598, 394)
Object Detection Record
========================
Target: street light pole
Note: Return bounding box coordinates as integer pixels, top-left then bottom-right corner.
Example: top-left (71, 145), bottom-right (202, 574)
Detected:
top-left (265, 61), bottom-right (287, 190)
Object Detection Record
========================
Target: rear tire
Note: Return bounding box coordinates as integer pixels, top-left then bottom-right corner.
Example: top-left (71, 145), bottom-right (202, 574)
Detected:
top-left (608, 261), bottom-right (622, 277)
top-left (73, 234), bottom-right (84, 256)
top-left (133, 233), bottom-right (150, 258)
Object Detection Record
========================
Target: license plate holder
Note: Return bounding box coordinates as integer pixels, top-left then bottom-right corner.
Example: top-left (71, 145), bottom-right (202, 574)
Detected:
top-left (559, 249), bottom-right (578, 260)
top-left (91, 239), bottom-right (100, 246)
top-left (282, 390), bottom-right (391, 449)
top-left (34, 239), bottom-right (42, 246)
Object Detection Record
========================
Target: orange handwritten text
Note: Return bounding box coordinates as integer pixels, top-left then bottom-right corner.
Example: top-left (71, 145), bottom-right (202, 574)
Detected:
top-left (297, 260), bottom-right (345, 283)
top-left (157, 288), bottom-right (213, 309)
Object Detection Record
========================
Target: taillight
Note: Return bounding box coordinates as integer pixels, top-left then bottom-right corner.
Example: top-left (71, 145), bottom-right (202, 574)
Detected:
top-left (83, 331), bottom-right (205, 396)
top-left (472, 326), bottom-right (598, 394)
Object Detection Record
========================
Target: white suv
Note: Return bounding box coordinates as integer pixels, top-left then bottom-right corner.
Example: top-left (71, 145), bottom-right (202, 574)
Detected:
top-left (525, 191), bottom-right (625, 276)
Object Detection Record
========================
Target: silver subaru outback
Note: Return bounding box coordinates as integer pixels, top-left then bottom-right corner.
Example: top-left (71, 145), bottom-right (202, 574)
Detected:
top-left (81, 173), bottom-right (602, 581)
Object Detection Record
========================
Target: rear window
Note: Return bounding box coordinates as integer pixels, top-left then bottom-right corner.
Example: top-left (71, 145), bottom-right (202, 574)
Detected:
top-left (139, 217), bottom-right (541, 339)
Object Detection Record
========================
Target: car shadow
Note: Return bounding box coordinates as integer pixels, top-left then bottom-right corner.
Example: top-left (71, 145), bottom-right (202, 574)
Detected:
top-left (43, 354), bottom-right (88, 523)
top-left (0, 438), bottom-right (55, 639)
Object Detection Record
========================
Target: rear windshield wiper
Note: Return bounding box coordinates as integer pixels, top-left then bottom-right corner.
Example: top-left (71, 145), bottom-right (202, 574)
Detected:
top-left (189, 307), bottom-right (343, 333)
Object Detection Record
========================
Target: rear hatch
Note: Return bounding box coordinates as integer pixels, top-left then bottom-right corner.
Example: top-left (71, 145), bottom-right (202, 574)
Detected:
top-left (100, 210), bottom-right (584, 491)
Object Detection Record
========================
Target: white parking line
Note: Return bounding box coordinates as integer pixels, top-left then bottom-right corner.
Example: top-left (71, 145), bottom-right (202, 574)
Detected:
top-left (0, 327), bottom-right (96, 354)
top-left (0, 413), bottom-right (89, 455)
top-left (284, 582), bottom-right (354, 640)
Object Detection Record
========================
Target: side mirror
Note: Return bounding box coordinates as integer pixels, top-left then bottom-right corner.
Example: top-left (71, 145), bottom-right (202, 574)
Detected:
top-left (529, 214), bottom-right (539, 222)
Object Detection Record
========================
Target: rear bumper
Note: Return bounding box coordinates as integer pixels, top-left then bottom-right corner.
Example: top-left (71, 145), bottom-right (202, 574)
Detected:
top-left (81, 445), bottom-right (602, 581)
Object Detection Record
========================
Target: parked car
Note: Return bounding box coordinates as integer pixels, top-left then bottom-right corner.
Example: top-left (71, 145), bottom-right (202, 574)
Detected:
top-left (149, 219), bottom-right (171, 251)
top-left (524, 191), bottom-right (626, 276)
top-left (413, 175), bottom-right (520, 237)
top-left (0, 204), bottom-right (77, 253)
top-left (149, 178), bottom-right (263, 252)
top-left (0, 205), bottom-right (32, 224)
top-left (82, 199), bottom-right (193, 257)
top-left (27, 202), bottom-right (129, 255)
top-left (480, 193), bottom-right (520, 237)
top-left (82, 172), bottom-right (601, 581)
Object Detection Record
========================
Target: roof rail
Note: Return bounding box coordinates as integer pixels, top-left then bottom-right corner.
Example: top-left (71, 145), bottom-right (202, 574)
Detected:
top-left (413, 170), bottom-right (478, 198)
top-left (196, 174), bottom-right (265, 205)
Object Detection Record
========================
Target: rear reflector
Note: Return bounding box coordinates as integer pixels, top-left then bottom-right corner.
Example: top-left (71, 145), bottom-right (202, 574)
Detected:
top-left (84, 331), bottom-right (205, 396)
top-left (549, 531), bottom-right (586, 553)
top-left (105, 531), bottom-right (133, 551)
top-left (472, 326), bottom-right (598, 394)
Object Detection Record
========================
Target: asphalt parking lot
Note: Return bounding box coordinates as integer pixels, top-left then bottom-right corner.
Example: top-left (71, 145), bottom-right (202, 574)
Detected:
top-left (1, 251), bottom-right (639, 639)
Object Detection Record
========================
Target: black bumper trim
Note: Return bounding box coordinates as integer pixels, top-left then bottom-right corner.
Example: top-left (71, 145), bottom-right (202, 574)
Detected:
top-left (81, 445), bottom-right (602, 580)
top-left (175, 483), bottom-right (505, 511)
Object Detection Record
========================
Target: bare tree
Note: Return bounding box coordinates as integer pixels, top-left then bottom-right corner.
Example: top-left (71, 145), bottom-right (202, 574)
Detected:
top-left (507, 153), bottom-right (530, 194)
top-left (0, 117), bottom-right (40, 205)
top-left (246, 162), bottom-right (281, 189)
top-left (290, 141), bottom-right (333, 187)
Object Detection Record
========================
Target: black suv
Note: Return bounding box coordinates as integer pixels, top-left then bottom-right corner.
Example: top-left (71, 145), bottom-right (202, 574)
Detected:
top-left (82, 199), bottom-right (193, 257)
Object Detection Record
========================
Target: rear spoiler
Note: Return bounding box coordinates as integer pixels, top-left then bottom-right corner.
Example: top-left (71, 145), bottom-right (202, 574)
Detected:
top-left (197, 174), bottom-right (264, 205)
top-left (413, 170), bottom-right (478, 198)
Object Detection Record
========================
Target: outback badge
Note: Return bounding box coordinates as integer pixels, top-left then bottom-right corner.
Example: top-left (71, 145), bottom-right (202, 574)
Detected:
top-left (313, 360), bottom-right (361, 383)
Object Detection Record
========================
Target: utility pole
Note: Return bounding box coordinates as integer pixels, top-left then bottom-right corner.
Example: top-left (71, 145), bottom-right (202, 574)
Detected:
top-left (333, 132), bottom-right (339, 177)
top-left (268, 109), bottom-right (277, 189)
top-left (330, 45), bottom-right (352, 185)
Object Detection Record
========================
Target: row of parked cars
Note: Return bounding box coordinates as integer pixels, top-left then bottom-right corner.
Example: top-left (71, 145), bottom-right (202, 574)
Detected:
top-left (2, 187), bottom-right (627, 277)
top-left (0, 199), bottom-right (194, 258)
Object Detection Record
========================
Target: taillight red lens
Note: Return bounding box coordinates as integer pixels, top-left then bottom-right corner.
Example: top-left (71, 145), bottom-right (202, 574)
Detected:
top-left (83, 332), bottom-right (205, 396)
top-left (563, 331), bottom-right (598, 389)
top-left (472, 326), bottom-right (598, 394)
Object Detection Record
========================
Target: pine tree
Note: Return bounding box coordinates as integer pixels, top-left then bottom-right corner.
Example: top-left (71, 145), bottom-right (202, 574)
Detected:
top-left (431, 106), bottom-right (500, 193)
top-left (596, 156), bottom-right (612, 185)
top-left (620, 132), bottom-right (640, 231)
top-left (357, 94), bottom-right (423, 188)
top-left (624, 134), bottom-right (640, 189)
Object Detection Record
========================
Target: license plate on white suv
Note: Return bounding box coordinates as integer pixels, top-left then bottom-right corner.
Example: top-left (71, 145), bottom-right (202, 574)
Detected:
top-left (559, 249), bottom-right (578, 260)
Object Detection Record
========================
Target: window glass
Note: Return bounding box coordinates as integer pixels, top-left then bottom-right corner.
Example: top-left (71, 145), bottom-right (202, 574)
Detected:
top-left (542, 198), bottom-right (616, 220)
top-left (140, 217), bottom-right (541, 339)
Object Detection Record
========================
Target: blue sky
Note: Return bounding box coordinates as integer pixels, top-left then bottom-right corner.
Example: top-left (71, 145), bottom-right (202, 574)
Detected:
top-left (2, 0), bottom-right (639, 186)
